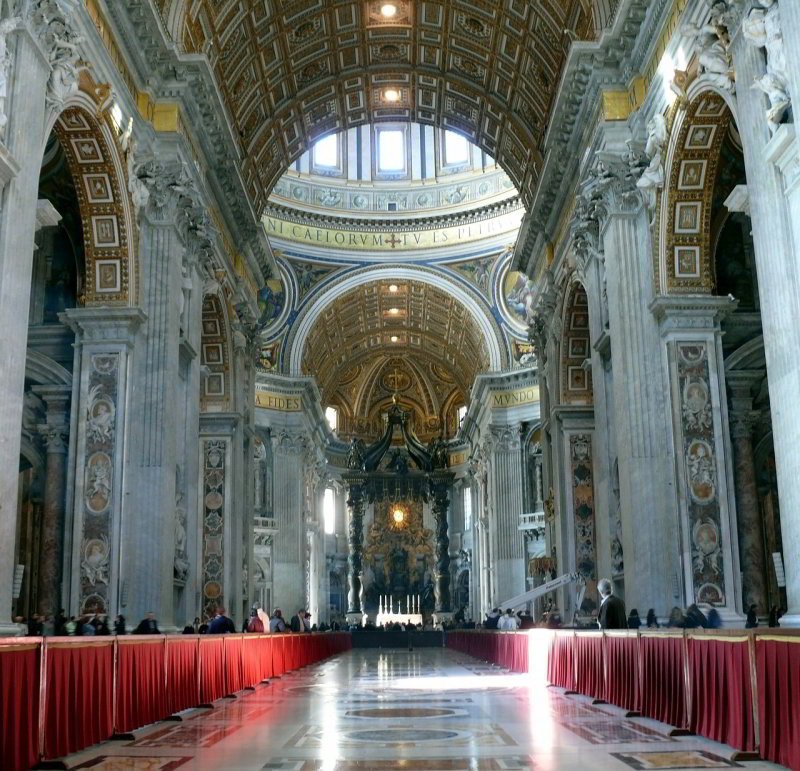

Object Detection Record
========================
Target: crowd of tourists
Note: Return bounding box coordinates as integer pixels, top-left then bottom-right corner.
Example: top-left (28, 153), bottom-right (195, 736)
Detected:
top-left (471, 577), bottom-right (787, 632)
top-left (12, 604), bottom-right (341, 636)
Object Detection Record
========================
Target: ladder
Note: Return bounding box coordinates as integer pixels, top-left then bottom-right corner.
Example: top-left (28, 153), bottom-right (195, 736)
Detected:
top-left (497, 572), bottom-right (585, 612)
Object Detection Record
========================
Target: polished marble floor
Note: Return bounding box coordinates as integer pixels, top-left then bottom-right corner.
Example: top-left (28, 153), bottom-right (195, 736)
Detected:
top-left (59, 648), bottom-right (786, 771)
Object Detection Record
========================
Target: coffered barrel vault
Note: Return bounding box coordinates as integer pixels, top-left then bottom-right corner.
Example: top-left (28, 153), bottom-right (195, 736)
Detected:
top-left (301, 278), bottom-right (488, 438)
top-left (153, 0), bottom-right (593, 214)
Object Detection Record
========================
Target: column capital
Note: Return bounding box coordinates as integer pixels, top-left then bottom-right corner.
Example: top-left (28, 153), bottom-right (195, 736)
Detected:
top-left (59, 307), bottom-right (145, 346)
top-left (486, 423), bottom-right (521, 453)
top-left (134, 160), bottom-right (199, 227)
top-left (729, 409), bottom-right (762, 439)
top-left (578, 148), bottom-right (648, 229)
top-left (37, 424), bottom-right (67, 452)
top-left (650, 294), bottom-right (738, 334)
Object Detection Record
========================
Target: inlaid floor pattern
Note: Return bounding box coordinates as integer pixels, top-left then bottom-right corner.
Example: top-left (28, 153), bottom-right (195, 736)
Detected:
top-left (61, 648), bottom-right (785, 770)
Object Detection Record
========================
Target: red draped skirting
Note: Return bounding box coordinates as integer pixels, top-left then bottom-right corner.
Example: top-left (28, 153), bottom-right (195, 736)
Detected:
top-left (0, 641), bottom-right (39, 771)
top-left (573, 633), bottom-right (605, 701)
top-left (115, 637), bottom-right (169, 732)
top-left (199, 637), bottom-right (226, 704)
top-left (42, 640), bottom-right (114, 760)
top-left (756, 636), bottom-right (800, 769)
top-left (638, 633), bottom-right (686, 729)
top-left (166, 637), bottom-right (200, 715)
top-left (603, 633), bottom-right (639, 713)
top-left (687, 635), bottom-right (755, 752)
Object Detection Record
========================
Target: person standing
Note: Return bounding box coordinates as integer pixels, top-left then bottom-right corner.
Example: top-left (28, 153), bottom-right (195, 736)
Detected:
top-left (290, 608), bottom-right (306, 633)
top-left (208, 606), bottom-right (236, 634)
top-left (270, 608), bottom-right (286, 633)
top-left (597, 578), bottom-right (627, 629)
top-left (498, 609), bottom-right (518, 630)
top-left (746, 604), bottom-right (759, 629)
top-left (133, 612), bottom-right (161, 634)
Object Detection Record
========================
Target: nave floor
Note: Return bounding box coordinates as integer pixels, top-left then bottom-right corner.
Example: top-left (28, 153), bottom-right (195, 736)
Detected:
top-left (59, 648), bottom-right (785, 771)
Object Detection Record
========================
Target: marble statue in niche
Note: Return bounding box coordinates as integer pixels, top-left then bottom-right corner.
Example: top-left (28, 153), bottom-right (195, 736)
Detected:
top-left (683, 2), bottom-right (736, 92)
top-left (636, 113), bottom-right (668, 212)
top-left (743, 0), bottom-right (791, 133)
top-left (174, 496), bottom-right (189, 583)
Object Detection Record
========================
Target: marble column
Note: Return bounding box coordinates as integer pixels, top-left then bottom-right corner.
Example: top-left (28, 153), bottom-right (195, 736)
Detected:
top-left (33, 385), bottom-right (70, 616)
top-left (431, 476), bottom-right (452, 613)
top-left (730, 21), bottom-right (800, 624)
top-left (125, 162), bottom-right (199, 628)
top-left (0, 25), bottom-right (55, 634)
top-left (728, 372), bottom-right (768, 615)
top-left (588, 141), bottom-right (680, 617)
top-left (345, 478), bottom-right (366, 619)
top-left (485, 425), bottom-right (526, 606)
top-left (272, 430), bottom-right (306, 617)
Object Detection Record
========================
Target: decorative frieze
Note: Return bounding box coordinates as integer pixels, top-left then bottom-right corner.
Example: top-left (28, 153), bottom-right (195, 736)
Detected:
top-left (201, 438), bottom-right (227, 619)
top-left (79, 353), bottom-right (119, 613)
top-left (569, 433), bottom-right (597, 594)
top-left (676, 343), bottom-right (726, 606)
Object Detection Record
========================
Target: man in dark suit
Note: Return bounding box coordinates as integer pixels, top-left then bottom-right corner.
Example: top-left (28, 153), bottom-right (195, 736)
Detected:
top-left (133, 612), bottom-right (161, 634)
top-left (290, 608), bottom-right (306, 633)
top-left (597, 578), bottom-right (627, 629)
top-left (207, 606), bottom-right (236, 634)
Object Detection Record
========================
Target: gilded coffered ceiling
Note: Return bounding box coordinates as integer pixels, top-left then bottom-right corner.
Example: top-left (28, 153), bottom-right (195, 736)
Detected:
top-left (301, 279), bottom-right (486, 438)
top-left (155, 0), bottom-right (594, 215)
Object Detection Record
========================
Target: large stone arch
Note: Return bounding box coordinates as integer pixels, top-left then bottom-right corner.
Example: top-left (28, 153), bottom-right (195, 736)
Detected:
top-left (657, 85), bottom-right (740, 295)
top-left (200, 292), bottom-right (235, 412)
top-left (286, 265), bottom-right (508, 375)
top-left (557, 279), bottom-right (593, 406)
top-left (49, 86), bottom-right (138, 307)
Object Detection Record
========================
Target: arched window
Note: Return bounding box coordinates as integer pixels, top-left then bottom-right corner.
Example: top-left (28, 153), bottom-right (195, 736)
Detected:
top-left (323, 487), bottom-right (336, 535)
top-left (325, 406), bottom-right (338, 432)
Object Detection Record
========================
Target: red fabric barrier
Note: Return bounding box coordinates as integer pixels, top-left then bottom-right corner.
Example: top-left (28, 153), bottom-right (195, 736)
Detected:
top-left (166, 637), bottom-right (199, 714)
top-left (0, 631), bottom-right (349, 768)
top-left (574, 633), bottom-right (605, 701)
top-left (0, 641), bottom-right (40, 771)
top-left (259, 636), bottom-right (274, 680)
top-left (688, 636), bottom-right (755, 752)
top-left (272, 634), bottom-right (286, 676)
top-left (547, 631), bottom-right (575, 690)
top-left (198, 637), bottom-right (225, 704)
top-left (42, 639), bottom-right (114, 760)
top-left (604, 633), bottom-right (639, 713)
top-left (240, 635), bottom-right (262, 688)
top-left (638, 633), bottom-right (686, 728)
top-left (510, 633), bottom-right (528, 673)
top-left (223, 636), bottom-right (244, 694)
top-left (756, 636), bottom-right (800, 770)
top-left (115, 637), bottom-right (169, 733)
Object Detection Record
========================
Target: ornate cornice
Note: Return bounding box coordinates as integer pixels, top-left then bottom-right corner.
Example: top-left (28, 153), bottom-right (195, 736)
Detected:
top-left (263, 196), bottom-right (523, 234)
top-left (513, 0), bottom-right (676, 274)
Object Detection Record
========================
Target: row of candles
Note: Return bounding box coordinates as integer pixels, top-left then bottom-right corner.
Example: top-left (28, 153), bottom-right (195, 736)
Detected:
top-left (378, 594), bottom-right (420, 614)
